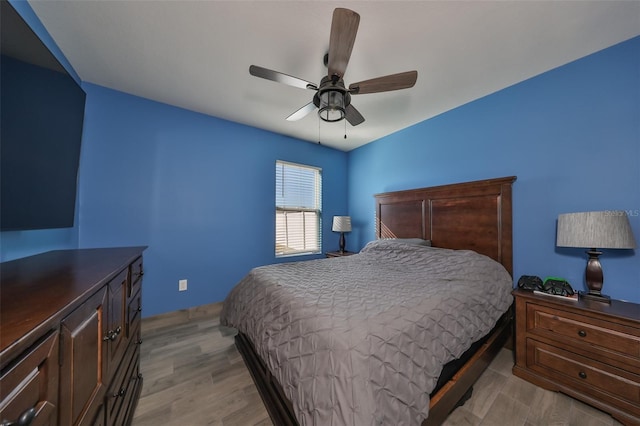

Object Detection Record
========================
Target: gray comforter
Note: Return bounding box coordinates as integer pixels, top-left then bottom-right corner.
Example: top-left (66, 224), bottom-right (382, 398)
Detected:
top-left (220, 239), bottom-right (513, 425)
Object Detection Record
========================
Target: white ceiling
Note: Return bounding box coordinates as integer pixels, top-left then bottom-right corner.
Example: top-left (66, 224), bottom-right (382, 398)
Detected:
top-left (28, 1), bottom-right (640, 152)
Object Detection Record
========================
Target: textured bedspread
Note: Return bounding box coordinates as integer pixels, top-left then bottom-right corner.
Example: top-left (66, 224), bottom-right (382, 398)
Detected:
top-left (220, 240), bottom-right (513, 425)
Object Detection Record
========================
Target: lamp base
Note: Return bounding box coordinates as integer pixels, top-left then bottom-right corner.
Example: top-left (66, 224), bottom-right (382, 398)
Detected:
top-left (579, 291), bottom-right (611, 304)
top-left (583, 249), bottom-right (609, 304)
top-left (339, 232), bottom-right (346, 253)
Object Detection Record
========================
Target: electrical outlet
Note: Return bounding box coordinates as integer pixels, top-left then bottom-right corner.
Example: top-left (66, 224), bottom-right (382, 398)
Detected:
top-left (179, 279), bottom-right (188, 291)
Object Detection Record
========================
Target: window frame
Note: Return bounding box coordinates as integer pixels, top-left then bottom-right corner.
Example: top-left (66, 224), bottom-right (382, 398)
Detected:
top-left (275, 160), bottom-right (322, 257)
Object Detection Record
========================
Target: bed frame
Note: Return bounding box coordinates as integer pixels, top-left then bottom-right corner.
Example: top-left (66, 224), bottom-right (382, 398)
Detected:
top-left (235, 176), bottom-right (517, 426)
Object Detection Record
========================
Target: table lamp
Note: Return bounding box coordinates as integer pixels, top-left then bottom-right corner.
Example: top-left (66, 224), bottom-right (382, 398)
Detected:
top-left (332, 216), bottom-right (352, 253)
top-left (557, 211), bottom-right (636, 303)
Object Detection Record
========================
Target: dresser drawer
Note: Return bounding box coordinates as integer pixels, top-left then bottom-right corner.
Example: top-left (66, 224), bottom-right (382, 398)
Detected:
top-left (105, 333), bottom-right (141, 426)
top-left (0, 331), bottom-right (59, 426)
top-left (128, 287), bottom-right (142, 338)
top-left (129, 256), bottom-right (144, 299)
top-left (527, 303), bottom-right (640, 361)
top-left (527, 339), bottom-right (640, 409)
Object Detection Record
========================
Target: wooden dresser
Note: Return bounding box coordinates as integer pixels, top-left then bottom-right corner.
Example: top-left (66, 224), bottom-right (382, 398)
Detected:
top-left (513, 289), bottom-right (640, 425)
top-left (0, 247), bottom-right (146, 426)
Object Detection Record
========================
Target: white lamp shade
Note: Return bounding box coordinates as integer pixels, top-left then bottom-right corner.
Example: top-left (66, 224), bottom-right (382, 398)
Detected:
top-left (332, 216), bottom-right (352, 233)
top-left (557, 211), bottom-right (637, 249)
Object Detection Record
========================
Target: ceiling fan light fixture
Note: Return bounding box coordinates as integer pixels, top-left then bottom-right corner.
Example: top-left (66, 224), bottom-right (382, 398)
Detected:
top-left (318, 88), bottom-right (346, 122)
top-left (249, 8), bottom-right (416, 129)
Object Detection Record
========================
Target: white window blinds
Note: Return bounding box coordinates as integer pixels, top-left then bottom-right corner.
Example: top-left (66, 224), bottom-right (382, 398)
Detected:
top-left (275, 161), bottom-right (322, 256)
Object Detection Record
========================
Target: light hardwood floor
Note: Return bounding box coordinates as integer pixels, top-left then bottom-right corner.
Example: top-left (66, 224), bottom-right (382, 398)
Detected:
top-left (131, 303), bottom-right (625, 426)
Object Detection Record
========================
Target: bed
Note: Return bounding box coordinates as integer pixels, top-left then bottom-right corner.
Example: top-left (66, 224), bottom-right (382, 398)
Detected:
top-left (221, 176), bottom-right (517, 425)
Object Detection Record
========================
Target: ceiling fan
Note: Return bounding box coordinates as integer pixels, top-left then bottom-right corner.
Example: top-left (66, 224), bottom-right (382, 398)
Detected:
top-left (249, 8), bottom-right (418, 126)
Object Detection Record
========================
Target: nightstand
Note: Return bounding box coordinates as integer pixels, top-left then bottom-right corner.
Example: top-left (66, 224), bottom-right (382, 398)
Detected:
top-left (325, 251), bottom-right (355, 258)
top-left (512, 289), bottom-right (640, 425)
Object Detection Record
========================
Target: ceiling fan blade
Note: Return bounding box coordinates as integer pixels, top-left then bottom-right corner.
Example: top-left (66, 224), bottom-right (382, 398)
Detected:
top-left (286, 102), bottom-right (317, 121)
top-left (349, 71), bottom-right (418, 95)
top-left (328, 8), bottom-right (360, 80)
top-left (249, 65), bottom-right (317, 90)
top-left (345, 104), bottom-right (365, 126)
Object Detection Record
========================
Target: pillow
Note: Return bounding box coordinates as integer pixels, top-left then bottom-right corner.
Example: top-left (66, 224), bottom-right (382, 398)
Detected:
top-left (383, 237), bottom-right (432, 246)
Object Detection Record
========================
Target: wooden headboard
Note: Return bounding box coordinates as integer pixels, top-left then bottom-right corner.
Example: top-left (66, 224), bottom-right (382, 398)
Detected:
top-left (374, 176), bottom-right (516, 275)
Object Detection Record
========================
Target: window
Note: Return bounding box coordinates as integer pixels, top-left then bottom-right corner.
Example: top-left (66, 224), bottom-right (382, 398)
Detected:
top-left (275, 161), bottom-right (322, 256)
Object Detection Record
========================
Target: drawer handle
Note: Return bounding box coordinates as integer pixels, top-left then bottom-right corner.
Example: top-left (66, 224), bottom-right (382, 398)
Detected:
top-left (137, 306), bottom-right (142, 312)
top-left (578, 330), bottom-right (587, 338)
top-left (1, 407), bottom-right (37, 426)
top-left (103, 326), bottom-right (122, 341)
top-left (578, 371), bottom-right (587, 379)
top-left (136, 338), bottom-right (143, 345)
top-left (113, 387), bottom-right (126, 398)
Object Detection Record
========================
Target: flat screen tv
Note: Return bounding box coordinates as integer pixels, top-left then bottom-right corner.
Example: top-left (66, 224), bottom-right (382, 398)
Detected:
top-left (1, 0), bottom-right (86, 231)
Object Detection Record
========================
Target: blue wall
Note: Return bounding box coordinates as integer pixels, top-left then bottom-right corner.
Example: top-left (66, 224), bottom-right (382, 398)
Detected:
top-left (3, 0), bottom-right (637, 311)
top-left (348, 36), bottom-right (640, 303)
top-left (1, 1), bottom-right (347, 317)
top-left (78, 84), bottom-right (348, 317)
